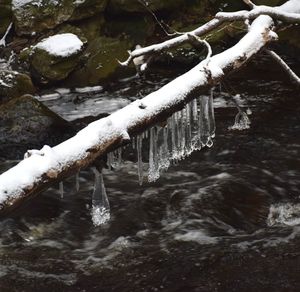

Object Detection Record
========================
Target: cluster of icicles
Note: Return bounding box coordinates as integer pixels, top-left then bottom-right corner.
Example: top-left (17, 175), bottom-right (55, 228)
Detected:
top-left (60, 93), bottom-right (215, 226)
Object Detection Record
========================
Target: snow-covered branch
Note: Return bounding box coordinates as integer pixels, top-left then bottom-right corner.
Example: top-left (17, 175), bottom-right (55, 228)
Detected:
top-left (0, 16), bottom-right (274, 212)
top-left (216, 4), bottom-right (300, 24)
top-left (0, 15), bottom-right (276, 214)
top-left (119, 0), bottom-right (300, 67)
top-left (118, 18), bottom-right (223, 67)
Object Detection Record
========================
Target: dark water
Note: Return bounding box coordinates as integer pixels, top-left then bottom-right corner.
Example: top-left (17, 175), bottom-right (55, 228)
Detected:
top-left (0, 61), bottom-right (300, 291)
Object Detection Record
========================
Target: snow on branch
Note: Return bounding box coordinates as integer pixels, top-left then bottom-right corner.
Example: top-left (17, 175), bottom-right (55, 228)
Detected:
top-left (216, 5), bottom-right (300, 24)
top-left (0, 15), bottom-right (276, 214)
top-left (119, 0), bottom-right (300, 67)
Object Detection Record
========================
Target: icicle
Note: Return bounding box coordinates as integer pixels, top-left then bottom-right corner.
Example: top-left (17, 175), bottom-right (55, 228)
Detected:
top-left (171, 114), bottom-right (177, 161)
top-left (137, 134), bottom-right (144, 185)
top-left (208, 88), bottom-right (216, 139)
top-left (148, 127), bottom-right (159, 182)
top-left (108, 149), bottom-right (122, 169)
top-left (117, 147), bottom-right (122, 166)
top-left (158, 126), bottom-right (170, 171)
top-left (199, 96), bottom-right (210, 147)
top-left (75, 172), bottom-right (80, 192)
top-left (180, 109), bottom-right (186, 157)
top-left (143, 130), bottom-right (149, 139)
top-left (91, 167), bottom-right (110, 226)
top-left (59, 181), bottom-right (64, 199)
top-left (191, 98), bottom-right (201, 150)
top-left (107, 152), bottom-right (112, 170)
top-left (185, 103), bottom-right (192, 156)
top-left (176, 111), bottom-right (182, 159)
top-left (132, 136), bottom-right (136, 150)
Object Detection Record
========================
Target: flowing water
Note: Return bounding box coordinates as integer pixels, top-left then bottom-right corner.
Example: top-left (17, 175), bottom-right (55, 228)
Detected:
top-left (0, 58), bottom-right (300, 291)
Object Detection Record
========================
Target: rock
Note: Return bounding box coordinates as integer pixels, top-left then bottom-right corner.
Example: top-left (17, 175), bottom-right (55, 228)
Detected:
top-left (0, 95), bottom-right (75, 160)
top-left (0, 70), bottom-right (36, 103)
top-left (71, 0), bottom-right (108, 21)
top-left (104, 15), bottom-right (155, 44)
top-left (66, 36), bottom-right (132, 86)
top-left (26, 33), bottom-right (86, 84)
top-left (12, 0), bottom-right (108, 36)
top-left (108, 0), bottom-right (185, 14)
top-left (0, 0), bottom-right (12, 37)
top-left (61, 16), bottom-right (105, 42)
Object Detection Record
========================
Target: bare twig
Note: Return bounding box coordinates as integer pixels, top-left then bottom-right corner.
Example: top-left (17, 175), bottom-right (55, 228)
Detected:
top-left (265, 49), bottom-right (300, 87)
top-left (243, 0), bottom-right (256, 9)
top-left (138, 0), bottom-right (179, 37)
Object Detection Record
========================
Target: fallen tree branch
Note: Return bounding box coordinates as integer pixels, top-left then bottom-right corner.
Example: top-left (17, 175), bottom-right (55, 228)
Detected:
top-left (265, 49), bottom-right (300, 86)
top-left (0, 15), bottom-right (276, 214)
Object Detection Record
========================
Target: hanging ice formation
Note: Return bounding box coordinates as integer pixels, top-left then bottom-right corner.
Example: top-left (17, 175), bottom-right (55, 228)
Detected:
top-left (228, 93), bottom-right (251, 131)
top-left (91, 167), bottom-right (110, 226)
top-left (107, 148), bottom-right (122, 170)
top-left (147, 93), bottom-right (216, 182)
top-left (228, 110), bottom-right (251, 131)
top-left (104, 93), bottom-right (215, 184)
top-left (75, 172), bottom-right (80, 192)
top-left (59, 181), bottom-right (64, 198)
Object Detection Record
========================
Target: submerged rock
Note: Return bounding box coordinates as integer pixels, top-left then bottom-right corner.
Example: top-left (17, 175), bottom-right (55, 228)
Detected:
top-left (0, 95), bottom-right (75, 160)
top-left (0, 70), bottom-right (36, 103)
top-left (24, 33), bottom-right (86, 84)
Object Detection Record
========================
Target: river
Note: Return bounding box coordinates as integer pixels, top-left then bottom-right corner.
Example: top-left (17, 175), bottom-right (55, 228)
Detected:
top-left (0, 55), bottom-right (300, 291)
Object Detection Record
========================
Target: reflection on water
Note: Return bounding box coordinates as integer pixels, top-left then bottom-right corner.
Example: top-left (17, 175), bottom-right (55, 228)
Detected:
top-left (0, 69), bottom-right (300, 291)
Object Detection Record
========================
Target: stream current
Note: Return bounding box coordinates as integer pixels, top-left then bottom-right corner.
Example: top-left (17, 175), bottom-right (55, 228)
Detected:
top-left (0, 59), bottom-right (300, 291)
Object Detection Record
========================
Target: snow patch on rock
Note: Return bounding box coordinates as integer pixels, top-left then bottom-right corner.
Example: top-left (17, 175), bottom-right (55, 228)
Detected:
top-left (34, 33), bottom-right (83, 58)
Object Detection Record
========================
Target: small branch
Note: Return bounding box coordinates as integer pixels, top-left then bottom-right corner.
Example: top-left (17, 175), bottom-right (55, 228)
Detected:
top-left (187, 33), bottom-right (212, 64)
top-left (243, 0), bottom-right (256, 9)
top-left (118, 17), bottom-right (224, 67)
top-left (0, 22), bottom-right (13, 47)
top-left (119, 1), bottom-right (300, 68)
top-left (265, 49), bottom-right (300, 87)
top-left (217, 6), bottom-right (300, 24)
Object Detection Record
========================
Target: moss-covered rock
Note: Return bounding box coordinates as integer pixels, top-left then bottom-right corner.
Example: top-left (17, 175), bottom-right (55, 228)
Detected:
top-left (24, 33), bottom-right (86, 84)
top-left (108, 0), bottom-right (185, 14)
top-left (0, 0), bottom-right (12, 37)
top-left (67, 36), bottom-right (132, 86)
top-left (0, 94), bottom-right (74, 159)
top-left (0, 70), bottom-right (36, 103)
top-left (12, 0), bottom-right (107, 36)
